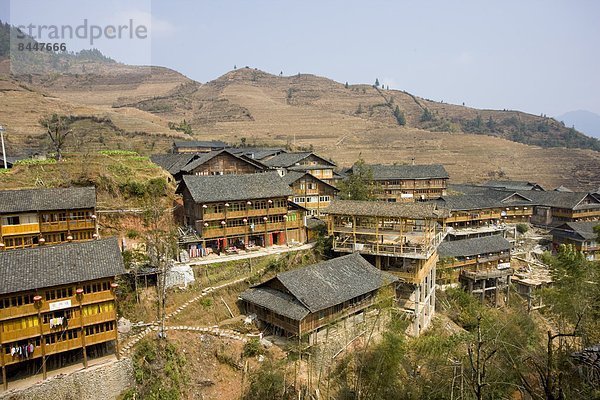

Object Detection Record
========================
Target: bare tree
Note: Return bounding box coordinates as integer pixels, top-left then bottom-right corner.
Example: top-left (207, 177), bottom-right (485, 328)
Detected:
top-left (141, 185), bottom-right (177, 339)
top-left (467, 315), bottom-right (497, 400)
top-left (39, 114), bottom-right (73, 160)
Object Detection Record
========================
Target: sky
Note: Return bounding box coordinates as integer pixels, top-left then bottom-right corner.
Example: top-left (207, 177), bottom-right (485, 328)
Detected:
top-left (2, 0), bottom-right (600, 117)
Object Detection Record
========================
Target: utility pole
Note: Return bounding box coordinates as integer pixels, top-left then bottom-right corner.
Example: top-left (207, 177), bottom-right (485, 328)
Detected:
top-left (0, 125), bottom-right (7, 169)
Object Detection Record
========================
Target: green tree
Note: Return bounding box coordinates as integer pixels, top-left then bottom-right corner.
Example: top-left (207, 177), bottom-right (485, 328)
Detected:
top-left (486, 116), bottom-right (496, 131)
top-left (356, 103), bottom-right (363, 114)
top-left (420, 108), bottom-right (433, 122)
top-left (345, 81), bottom-right (349, 89)
top-left (374, 78), bottom-right (380, 87)
top-left (337, 159), bottom-right (374, 200)
top-left (393, 105), bottom-right (406, 126)
top-left (244, 360), bottom-right (293, 400)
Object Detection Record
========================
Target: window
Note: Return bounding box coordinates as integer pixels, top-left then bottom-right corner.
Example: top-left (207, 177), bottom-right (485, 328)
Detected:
top-left (6, 216), bottom-right (20, 225)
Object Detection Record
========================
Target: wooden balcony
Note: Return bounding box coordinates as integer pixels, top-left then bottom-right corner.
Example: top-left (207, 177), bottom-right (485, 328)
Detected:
top-left (80, 291), bottom-right (115, 306)
top-left (386, 254), bottom-right (437, 283)
top-left (2, 344), bottom-right (43, 366)
top-left (446, 213), bottom-right (501, 223)
top-left (40, 220), bottom-right (95, 232)
top-left (85, 330), bottom-right (117, 346)
top-left (1, 223), bottom-right (40, 236)
top-left (45, 337), bottom-right (82, 356)
top-left (201, 220), bottom-right (301, 240)
top-left (82, 311), bottom-right (116, 326)
top-left (571, 210), bottom-right (600, 218)
top-left (0, 291), bottom-right (114, 321)
top-left (203, 206), bottom-right (288, 221)
top-left (332, 230), bottom-right (444, 260)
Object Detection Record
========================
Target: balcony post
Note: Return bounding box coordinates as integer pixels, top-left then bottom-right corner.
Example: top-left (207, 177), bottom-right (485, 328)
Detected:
top-left (0, 321), bottom-right (6, 390)
top-left (77, 289), bottom-right (87, 369)
top-left (34, 296), bottom-right (47, 379)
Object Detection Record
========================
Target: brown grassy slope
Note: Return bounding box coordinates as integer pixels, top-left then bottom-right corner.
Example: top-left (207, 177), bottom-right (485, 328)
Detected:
top-left (4, 66), bottom-right (600, 190)
top-left (110, 68), bottom-right (599, 190)
top-left (0, 69), bottom-right (195, 155)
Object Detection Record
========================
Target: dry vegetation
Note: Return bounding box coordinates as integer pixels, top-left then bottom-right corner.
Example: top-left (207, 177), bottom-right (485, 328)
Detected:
top-left (2, 64), bottom-right (599, 190)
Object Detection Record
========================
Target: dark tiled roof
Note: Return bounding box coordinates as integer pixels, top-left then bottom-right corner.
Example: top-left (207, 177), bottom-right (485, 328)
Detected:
top-left (180, 171), bottom-right (292, 203)
top-left (281, 171), bottom-right (339, 192)
top-left (0, 187), bottom-right (96, 214)
top-left (358, 164), bottom-right (449, 180)
top-left (438, 236), bottom-right (511, 258)
top-left (150, 153), bottom-right (198, 175)
top-left (228, 147), bottom-right (287, 161)
top-left (281, 171), bottom-right (307, 186)
top-left (484, 180), bottom-right (544, 191)
top-left (439, 187), bottom-right (600, 212)
top-left (324, 200), bottom-right (448, 219)
top-left (305, 217), bottom-right (326, 230)
top-left (0, 238), bottom-right (125, 295)
top-left (173, 140), bottom-right (228, 148)
top-left (241, 254), bottom-right (398, 320)
top-left (552, 221), bottom-right (599, 240)
top-left (433, 191), bottom-right (534, 211)
top-left (273, 253), bottom-right (398, 313)
top-left (517, 191), bottom-right (600, 210)
top-left (239, 287), bottom-right (309, 320)
top-left (263, 152), bottom-right (335, 168)
top-left (553, 185), bottom-right (573, 192)
top-left (181, 149), bottom-right (266, 173)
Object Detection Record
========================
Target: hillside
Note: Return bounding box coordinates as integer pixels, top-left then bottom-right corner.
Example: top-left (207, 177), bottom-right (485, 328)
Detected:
top-left (1, 46), bottom-right (599, 190)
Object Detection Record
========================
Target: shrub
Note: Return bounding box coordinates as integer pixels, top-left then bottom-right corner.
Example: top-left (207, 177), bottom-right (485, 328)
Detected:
top-left (243, 338), bottom-right (264, 358)
top-left (98, 150), bottom-right (139, 156)
top-left (14, 158), bottom-right (57, 166)
top-left (516, 223), bottom-right (529, 234)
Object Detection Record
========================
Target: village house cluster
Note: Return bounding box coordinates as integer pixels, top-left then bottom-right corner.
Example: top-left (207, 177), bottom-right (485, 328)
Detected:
top-left (0, 187), bottom-right (124, 389)
top-left (0, 139), bottom-right (599, 387)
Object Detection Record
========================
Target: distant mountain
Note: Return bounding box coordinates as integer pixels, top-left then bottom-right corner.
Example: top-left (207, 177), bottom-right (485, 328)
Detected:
top-left (556, 110), bottom-right (600, 139)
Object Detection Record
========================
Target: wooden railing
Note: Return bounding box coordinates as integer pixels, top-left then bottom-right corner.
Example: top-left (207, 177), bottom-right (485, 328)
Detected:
top-left (333, 231), bottom-right (444, 259)
top-left (201, 221), bottom-right (303, 239)
top-left (86, 330), bottom-right (116, 346)
top-left (386, 255), bottom-right (437, 283)
top-left (203, 207), bottom-right (288, 221)
top-left (40, 220), bottom-right (95, 232)
top-left (2, 344), bottom-right (43, 366)
top-left (1, 223), bottom-right (40, 236)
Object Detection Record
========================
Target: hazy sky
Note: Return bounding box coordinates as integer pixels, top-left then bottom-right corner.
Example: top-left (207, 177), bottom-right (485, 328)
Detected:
top-left (3, 0), bottom-right (600, 117)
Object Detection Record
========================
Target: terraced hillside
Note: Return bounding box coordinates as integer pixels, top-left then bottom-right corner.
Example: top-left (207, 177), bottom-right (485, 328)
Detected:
top-left (2, 62), bottom-right (600, 190)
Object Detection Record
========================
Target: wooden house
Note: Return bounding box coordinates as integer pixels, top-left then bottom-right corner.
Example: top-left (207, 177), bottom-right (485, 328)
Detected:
top-left (0, 187), bottom-right (97, 251)
top-left (348, 163), bottom-right (449, 202)
top-left (441, 185), bottom-right (600, 228)
top-left (524, 191), bottom-right (600, 225)
top-left (263, 152), bottom-right (338, 185)
top-left (178, 172), bottom-right (306, 255)
top-left (323, 200), bottom-right (448, 335)
top-left (172, 140), bottom-right (228, 153)
top-left (282, 171), bottom-right (339, 217)
top-left (239, 253), bottom-right (397, 344)
top-left (551, 221), bottom-right (599, 261)
top-left (151, 149), bottom-right (267, 181)
top-left (434, 190), bottom-right (534, 238)
top-left (0, 238), bottom-right (124, 389)
top-left (437, 236), bottom-right (513, 304)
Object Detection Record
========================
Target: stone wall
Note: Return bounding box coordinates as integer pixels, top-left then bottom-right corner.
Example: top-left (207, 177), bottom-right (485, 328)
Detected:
top-left (0, 358), bottom-right (134, 400)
